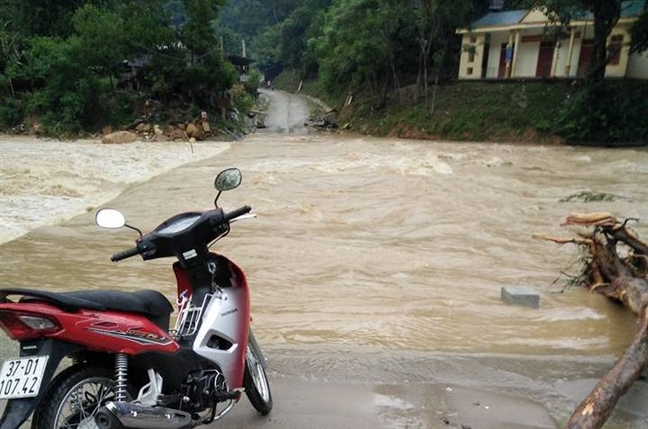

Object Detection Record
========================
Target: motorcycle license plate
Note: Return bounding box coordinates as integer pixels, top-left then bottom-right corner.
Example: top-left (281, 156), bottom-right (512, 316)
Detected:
top-left (0, 356), bottom-right (49, 399)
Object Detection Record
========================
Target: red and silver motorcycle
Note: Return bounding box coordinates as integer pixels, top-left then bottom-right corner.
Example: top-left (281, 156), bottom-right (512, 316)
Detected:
top-left (0, 168), bottom-right (272, 429)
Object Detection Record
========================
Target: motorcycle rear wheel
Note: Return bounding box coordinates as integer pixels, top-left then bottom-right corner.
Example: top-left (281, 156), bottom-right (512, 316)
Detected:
top-left (243, 344), bottom-right (273, 415)
top-left (32, 365), bottom-right (131, 429)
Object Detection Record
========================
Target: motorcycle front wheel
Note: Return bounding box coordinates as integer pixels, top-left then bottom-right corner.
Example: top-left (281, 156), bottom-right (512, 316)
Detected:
top-left (32, 365), bottom-right (131, 429)
top-left (243, 344), bottom-right (273, 415)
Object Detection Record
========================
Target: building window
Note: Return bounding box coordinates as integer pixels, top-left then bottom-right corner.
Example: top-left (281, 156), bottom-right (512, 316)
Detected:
top-left (608, 34), bottom-right (624, 65)
top-left (467, 35), bottom-right (477, 63)
top-left (467, 67), bottom-right (474, 75)
top-left (463, 42), bottom-right (477, 63)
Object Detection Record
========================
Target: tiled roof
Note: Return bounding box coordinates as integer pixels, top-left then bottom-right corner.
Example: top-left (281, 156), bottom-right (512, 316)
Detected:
top-left (469, 0), bottom-right (644, 29)
top-left (471, 10), bottom-right (527, 28)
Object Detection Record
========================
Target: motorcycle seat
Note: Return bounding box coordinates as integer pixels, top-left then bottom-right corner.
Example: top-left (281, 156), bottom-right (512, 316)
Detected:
top-left (1, 288), bottom-right (174, 331)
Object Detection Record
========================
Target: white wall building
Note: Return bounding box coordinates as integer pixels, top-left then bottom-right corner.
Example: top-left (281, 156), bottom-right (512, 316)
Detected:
top-left (456, 1), bottom-right (647, 80)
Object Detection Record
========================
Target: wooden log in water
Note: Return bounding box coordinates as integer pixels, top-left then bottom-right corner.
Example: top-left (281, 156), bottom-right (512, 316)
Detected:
top-left (537, 214), bottom-right (648, 429)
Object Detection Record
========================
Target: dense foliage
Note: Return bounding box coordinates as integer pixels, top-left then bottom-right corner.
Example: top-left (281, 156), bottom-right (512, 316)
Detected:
top-left (557, 80), bottom-right (648, 144)
top-left (219, 0), bottom-right (492, 85)
top-left (2, 0), bottom-right (646, 143)
top-left (319, 79), bottom-right (646, 145)
top-left (1, 0), bottom-right (238, 135)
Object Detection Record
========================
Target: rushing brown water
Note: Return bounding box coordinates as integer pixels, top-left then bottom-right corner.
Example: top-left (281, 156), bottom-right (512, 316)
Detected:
top-left (1, 134), bottom-right (647, 359)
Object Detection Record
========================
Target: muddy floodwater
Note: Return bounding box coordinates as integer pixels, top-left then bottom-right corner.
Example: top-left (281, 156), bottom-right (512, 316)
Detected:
top-left (1, 128), bottom-right (648, 429)
top-left (1, 133), bottom-right (646, 359)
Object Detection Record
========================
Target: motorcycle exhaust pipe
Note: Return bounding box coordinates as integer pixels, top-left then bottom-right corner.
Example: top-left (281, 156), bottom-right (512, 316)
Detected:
top-left (95, 401), bottom-right (193, 429)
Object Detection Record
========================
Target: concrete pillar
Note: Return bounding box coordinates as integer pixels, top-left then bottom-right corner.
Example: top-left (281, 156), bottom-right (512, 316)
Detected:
top-left (505, 31), bottom-right (514, 78)
top-left (551, 40), bottom-right (560, 77)
top-left (511, 30), bottom-right (521, 78)
top-left (566, 27), bottom-right (576, 77)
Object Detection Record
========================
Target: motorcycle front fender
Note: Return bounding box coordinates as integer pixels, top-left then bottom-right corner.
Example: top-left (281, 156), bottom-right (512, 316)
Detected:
top-left (0, 339), bottom-right (81, 429)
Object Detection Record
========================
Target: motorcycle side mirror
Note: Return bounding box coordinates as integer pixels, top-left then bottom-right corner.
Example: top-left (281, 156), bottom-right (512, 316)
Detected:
top-left (95, 208), bottom-right (143, 236)
top-left (95, 209), bottom-right (126, 229)
top-left (214, 168), bottom-right (242, 207)
top-left (214, 168), bottom-right (242, 192)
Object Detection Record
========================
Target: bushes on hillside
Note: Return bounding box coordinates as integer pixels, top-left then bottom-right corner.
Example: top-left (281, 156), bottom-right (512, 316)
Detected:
top-left (558, 80), bottom-right (648, 145)
top-left (0, 0), bottom-right (244, 137)
top-left (297, 76), bottom-right (647, 145)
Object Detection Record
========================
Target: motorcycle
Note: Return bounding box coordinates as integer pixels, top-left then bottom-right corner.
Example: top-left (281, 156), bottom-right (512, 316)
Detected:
top-left (0, 168), bottom-right (272, 429)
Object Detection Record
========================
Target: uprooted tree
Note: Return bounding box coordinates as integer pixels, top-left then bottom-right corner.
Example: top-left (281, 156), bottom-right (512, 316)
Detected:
top-left (534, 213), bottom-right (648, 429)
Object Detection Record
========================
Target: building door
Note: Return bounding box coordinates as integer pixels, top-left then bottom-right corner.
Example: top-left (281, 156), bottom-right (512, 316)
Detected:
top-left (536, 41), bottom-right (554, 78)
top-left (481, 41), bottom-right (490, 78)
top-left (578, 39), bottom-right (594, 78)
top-left (498, 44), bottom-right (508, 78)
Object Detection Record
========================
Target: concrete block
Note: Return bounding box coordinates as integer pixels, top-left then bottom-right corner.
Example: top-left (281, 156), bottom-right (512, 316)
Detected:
top-left (501, 286), bottom-right (539, 309)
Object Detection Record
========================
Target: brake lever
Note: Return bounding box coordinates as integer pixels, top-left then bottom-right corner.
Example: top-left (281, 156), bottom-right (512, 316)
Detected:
top-left (229, 213), bottom-right (257, 223)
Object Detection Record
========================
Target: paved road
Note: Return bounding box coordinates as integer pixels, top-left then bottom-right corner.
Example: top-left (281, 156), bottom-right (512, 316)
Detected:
top-left (257, 89), bottom-right (310, 134)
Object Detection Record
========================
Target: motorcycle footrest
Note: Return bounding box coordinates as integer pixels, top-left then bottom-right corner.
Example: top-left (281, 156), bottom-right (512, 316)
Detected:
top-left (213, 388), bottom-right (243, 402)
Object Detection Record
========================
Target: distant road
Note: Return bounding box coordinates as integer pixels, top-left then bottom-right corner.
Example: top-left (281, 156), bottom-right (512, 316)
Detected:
top-left (258, 89), bottom-right (310, 134)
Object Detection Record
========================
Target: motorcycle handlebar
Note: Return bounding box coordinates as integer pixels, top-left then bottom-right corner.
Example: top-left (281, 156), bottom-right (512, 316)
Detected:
top-left (111, 246), bottom-right (140, 262)
top-left (110, 206), bottom-right (251, 262)
top-left (224, 205), bottom-right (252, 222)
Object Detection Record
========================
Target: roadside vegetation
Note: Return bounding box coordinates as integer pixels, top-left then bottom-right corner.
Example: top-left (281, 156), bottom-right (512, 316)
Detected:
top-left (276, 74), bottom-right (648, 145)
top-left (0, 0), bottom-right (257, 137)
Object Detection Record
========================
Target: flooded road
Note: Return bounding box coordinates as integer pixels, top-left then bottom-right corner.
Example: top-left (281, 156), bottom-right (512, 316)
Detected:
top-left (1, 134), bottom-right (646, 358)
top-left (2, 90), bottom-right (648, 427)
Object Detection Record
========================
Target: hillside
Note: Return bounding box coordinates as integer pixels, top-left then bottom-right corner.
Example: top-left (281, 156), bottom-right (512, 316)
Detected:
top-left (275, 72), bottom-right (648, 146)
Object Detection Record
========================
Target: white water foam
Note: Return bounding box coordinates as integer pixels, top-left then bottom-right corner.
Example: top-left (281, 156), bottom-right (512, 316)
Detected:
top-left (0, 137), bottom-right (230, 244)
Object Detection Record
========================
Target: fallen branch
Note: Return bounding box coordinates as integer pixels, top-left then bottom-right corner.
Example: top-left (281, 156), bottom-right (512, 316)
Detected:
top-left (531, 233), bottom-right (592, 246)
top-left (566, 305), bottom-right (648, 429)
top-left (561, 212), bottom-right (618, 227)
top-left (537, 213), bottom-right (648, 429)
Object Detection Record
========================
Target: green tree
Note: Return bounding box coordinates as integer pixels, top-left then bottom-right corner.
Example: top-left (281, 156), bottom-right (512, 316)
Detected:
top-left (218, 0), bottom-right (269, 42)
top-left (2, 0), bottom-right (120, 38)
top-left (629, 5), bottom-right (648, 54)
top-left (218, 0), bottom-right (302, 41)
top-left (533, 0), bottom-right (648, 144)
top-left (120, 0), bottom-right (175, 57)
top-left (414, 0), bottom-right (474, 115)
top-left (537, 0), bottom-right (622, 83)
top-left (277, 0), bottom-right (334, 72)
top-left (1, 22), bottom-right (23, 98)
top-left (0, 19), bottom-right (24, 126)
top-left (251, 24), bottom-right (282, 75)
top-left (21, 36), bottom-right (104, 134)
top-left (71, 4), bottom-right (126, 87)
top-left (1, 0), bottom-right (243, 134)
top-left (317, 0), bottom-right (410, 106)
top-left (181, 0), bottom-right (225, 61)
top-left (300, 5), bottom-right (332, 77)
top-left (218, 0), bottom-right (309, 66)
top-left (176, 0), bottom-right (236, 106)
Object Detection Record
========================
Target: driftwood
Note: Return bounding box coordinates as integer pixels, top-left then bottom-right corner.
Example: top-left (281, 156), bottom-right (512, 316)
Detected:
top-left (305, 110), bottom-right (338, 130)
top-left (534, 212), bottom-right (648, 429)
